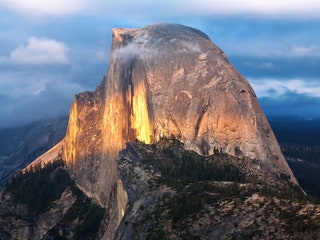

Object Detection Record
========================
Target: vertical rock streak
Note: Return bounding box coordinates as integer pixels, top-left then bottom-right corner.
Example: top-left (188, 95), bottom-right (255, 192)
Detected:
top-left (131, 80), bottom-right (151, 144)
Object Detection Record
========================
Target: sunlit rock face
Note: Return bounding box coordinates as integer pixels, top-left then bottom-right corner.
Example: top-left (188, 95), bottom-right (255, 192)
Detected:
top-left (63, 23), bottom-right (297, 206)
top-left (63, 91), bottom-right (107, 205)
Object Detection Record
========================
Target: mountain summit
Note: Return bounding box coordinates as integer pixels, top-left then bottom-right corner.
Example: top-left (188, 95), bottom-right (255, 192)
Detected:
top-left (63, 23), bottom-right (297, 206)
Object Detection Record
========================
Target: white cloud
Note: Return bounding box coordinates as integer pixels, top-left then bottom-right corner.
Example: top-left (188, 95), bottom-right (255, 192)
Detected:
top-left (1, 0), bottom-right (320, 19)
top-left (182, 0), bottom-right (320, 18)
top-left (0, 0), bottom-right (86, 17)
top-left (181, 41), bottom-right (201, 53)
top-left (290, 45), bottom-right (320, 57)
top-left (222, 36), bottom-right (320, 59)
top-left (0, 37), bottom-right (69, 65)
top-left (111, 35), bottom-right (159, 62)
top-left (249, 78), bottom-right (320, 98)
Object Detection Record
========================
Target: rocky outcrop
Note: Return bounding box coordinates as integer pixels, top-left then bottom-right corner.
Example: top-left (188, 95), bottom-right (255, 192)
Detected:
top-left (0, 160), bottom-right (105, 240)
top-left (62, 23), bottom-right (297, 209)
top-left (114, 140), bottom-right (320, 240)
top-left (0, 167), bottom-right (76, 240)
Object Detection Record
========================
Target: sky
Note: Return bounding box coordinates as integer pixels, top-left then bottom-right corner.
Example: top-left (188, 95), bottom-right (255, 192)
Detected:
top-left (0, 0), bottom-right (319, 128)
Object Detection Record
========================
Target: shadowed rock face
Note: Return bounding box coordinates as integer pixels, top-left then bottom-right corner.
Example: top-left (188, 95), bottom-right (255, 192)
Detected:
top-left (62, 23), bottom-right (297, 207)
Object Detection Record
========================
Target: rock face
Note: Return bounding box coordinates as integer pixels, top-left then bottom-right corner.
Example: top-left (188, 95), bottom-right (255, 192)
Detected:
top-left (62, 23), bottom-right (297, 207)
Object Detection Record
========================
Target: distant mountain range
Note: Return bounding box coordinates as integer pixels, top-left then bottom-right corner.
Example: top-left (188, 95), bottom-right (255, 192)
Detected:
top-left (0, 117), bottom-right (68, 188)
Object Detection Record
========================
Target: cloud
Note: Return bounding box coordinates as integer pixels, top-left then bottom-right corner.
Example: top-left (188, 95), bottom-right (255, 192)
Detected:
top-left (0, 37), bottom-right (69, 65)
top-left (0, 71), bottom-right (85, 128)
top-left (0, 0), bottom-right (86, 17)
top-left (1, 0), bottom-right (320, 19)
top-left (243, 61), bottom-right (274, 70)
top-left (290, 45), bottom-right (320, 57)
top-left (249, 78), bottom-right (320, 98)
top-left (111, 34), bottom-right (203, 64)
top-left (182, 0), bottom-right (320, 18)
top-left (180, 41), bottom-right (201, 53)
top-left (0, 2), bottom-right (319, 127)
top-left (1, 79), bottom-right (45, 98)
top-left (111, 35), bottom-right (159, 62)
top-left (248, 77), bottom-right (320, 118)
top-left (222, 37), bottom-right (320, 59)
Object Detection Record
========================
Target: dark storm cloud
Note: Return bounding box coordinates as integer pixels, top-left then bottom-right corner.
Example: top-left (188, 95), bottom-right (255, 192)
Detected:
top-left (259, 93), bottom-right (320, 118)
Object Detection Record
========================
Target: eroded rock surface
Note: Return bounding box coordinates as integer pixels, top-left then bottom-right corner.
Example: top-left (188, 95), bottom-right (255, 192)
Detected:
top-left (62, 23), bottom-right (297, 211)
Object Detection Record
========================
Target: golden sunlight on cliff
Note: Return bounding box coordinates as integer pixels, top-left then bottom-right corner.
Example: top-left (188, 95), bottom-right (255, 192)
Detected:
top-left (131, 81), bottom-right (151, 144)
top-left (63, 100), bottom-right (78, 166)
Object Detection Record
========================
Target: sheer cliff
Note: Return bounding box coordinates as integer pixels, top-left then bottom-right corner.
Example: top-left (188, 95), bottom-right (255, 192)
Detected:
top-left (62, 23), bottom-right (297, 207)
